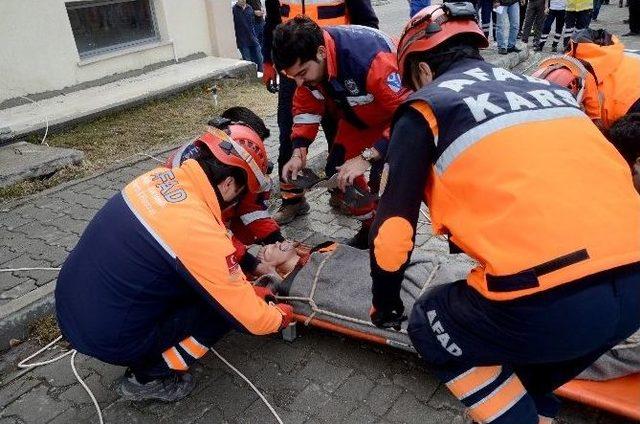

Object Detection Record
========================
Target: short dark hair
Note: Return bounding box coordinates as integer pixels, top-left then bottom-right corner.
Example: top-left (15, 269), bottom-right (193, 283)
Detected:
top-left (196, 152), bottom-right (247, 189)
top-left (221, 106), bottom-right (270, 140)
top-left (272, 15), bottom-right (324, 71)
top-left (404, 35), bottom-right (483, 88)
top-left (607, 113), bottom-right (640, 166)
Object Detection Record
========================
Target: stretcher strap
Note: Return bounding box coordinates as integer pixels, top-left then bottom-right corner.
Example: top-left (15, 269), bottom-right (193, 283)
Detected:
top-left (275, 247), bottom-right (443, 335)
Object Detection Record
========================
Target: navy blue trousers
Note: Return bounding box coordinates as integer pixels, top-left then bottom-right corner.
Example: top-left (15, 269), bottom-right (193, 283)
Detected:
top-left (408, 263), bottom-right (640, 423)
top-left (94, 298), bottom-right (231, 383)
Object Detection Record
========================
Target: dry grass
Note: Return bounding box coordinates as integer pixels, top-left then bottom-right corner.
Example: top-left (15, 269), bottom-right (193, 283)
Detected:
top-left (0, 78), bottom-right (276, 201)
top-left (29, 314), bottom-right (61, 346)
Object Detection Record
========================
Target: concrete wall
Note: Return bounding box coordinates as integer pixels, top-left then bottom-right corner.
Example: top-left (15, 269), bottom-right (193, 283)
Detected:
top-left (0, 0), bottom-right (238, 104)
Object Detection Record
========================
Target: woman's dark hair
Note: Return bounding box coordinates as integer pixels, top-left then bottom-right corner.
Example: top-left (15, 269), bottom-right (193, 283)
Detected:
top-left (272, 15), bottom-right (324, 71)
top-left (196, 151), bottom-right (247, 189)
top-left (221, 106), bottom-right (270, 140)
top-left (606, 113), bottom-right (640, 166)
top-left (404, 35), bottom-right (483, 88)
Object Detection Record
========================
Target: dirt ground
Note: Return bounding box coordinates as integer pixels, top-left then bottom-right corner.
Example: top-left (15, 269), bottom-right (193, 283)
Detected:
top-left (0, 79), bottom-right (276, 202)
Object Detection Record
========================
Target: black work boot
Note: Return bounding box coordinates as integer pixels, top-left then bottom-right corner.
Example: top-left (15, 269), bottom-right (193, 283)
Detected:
top-left (116, 369), bottom-right (196, 402)
top-left (273, 199), bottom-right (310, 225)
top-left (347, 225), bottom-right (371, 250)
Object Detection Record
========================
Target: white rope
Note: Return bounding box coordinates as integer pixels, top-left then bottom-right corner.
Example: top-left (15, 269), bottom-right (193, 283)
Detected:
top-left (0, 267), bottom-right (61, 273)
top-left (419, 207), bottom-right (448, 242)
top-left (12, 95), bottom-right (50, 146)
top-left (210, 348), bottom-right (284, 424)
top-left (275, 247), bottom-right (407, 333)
top-left (418, 262), bottom-right (441, 297)
top-left (18, 335), bottom-right (104, 424)
top-left (70, 350), bottom-right (104, 424)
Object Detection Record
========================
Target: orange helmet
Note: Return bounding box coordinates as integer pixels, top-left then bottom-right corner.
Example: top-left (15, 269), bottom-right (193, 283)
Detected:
top-left (532, 66), bottom-right (581, 96)
top-left (201, 124), bottom-right (271, 193)
top-left (397, 2), bottom-right (489, 85)
top-left (532, 55), bottom-right (589, 103)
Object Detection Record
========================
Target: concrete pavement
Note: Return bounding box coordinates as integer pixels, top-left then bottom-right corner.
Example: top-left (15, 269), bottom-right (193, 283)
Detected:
top-left (1, 1), bottom-right (638, 423)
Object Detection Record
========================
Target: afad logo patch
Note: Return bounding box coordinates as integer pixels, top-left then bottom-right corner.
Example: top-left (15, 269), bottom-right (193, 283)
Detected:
top-left (226, 253), bottom-right (241, 280)
top-left (387, 72), bottom-right (402, 93)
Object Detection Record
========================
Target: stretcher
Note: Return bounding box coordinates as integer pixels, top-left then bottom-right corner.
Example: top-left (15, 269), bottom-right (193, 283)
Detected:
top-left (260, 244), bottom-right (640, 421)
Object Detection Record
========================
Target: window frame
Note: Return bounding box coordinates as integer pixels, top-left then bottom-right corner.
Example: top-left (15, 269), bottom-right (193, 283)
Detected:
top-left (66, 0), bottom-right (161, 59)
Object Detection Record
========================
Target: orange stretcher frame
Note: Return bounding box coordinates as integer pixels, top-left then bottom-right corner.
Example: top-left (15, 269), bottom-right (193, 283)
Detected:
top-left (293, 314), bottom-right (640, 421)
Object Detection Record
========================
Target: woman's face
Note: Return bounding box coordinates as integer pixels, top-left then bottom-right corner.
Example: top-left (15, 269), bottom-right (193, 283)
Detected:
top-left (257, 241), bottom-right (298, 267)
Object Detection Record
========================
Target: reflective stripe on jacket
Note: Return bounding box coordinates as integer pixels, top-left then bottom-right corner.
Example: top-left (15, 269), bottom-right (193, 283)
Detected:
top-left (406, 59), bottom-right (640, 300)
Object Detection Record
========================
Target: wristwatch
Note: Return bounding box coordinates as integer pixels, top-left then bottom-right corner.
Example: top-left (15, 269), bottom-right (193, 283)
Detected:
top-left (360, 147), bottom-right (378, 162)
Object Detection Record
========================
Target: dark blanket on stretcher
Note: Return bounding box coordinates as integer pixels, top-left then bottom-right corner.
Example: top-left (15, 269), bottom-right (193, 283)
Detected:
top-left (282, 243), bottom-right (474, 350)
top-left (274, 242), bottom-right (640, 379)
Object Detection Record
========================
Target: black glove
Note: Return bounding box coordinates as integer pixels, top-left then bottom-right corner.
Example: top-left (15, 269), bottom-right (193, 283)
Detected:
top-left (370, 304), bottom-right (407, 330)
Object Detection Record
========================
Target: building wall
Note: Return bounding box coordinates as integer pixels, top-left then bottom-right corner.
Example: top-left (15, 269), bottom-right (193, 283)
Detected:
top-left (0, 0), bottom-right (238, 104)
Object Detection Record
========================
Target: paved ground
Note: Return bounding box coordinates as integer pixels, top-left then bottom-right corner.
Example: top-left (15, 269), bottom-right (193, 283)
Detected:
top-left (1, 1), bottom-right (639, 423)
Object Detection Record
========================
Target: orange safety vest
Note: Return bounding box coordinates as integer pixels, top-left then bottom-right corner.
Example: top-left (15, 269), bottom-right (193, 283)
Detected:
top-left (408, 60), bottom-right (640, 301)
top-left (573, 40), bottom-right (640, 128)
top-left (280, 0), bottom-right (348, 26)
top-left (539, 38), bottom-right (640, 128)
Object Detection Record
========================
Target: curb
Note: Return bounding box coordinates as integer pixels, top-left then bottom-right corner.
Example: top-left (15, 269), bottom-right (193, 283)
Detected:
top-left (0, 282), bottom-right (56, 350)
top-left (4, 60), bottom-right (257, 142)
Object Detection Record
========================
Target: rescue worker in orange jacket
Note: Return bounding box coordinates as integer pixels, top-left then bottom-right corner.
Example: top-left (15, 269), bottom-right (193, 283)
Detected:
top-left (165, 107), bottom-right (285, 278)
top-left (368, 4), bottom-right (640, 423)
top-left (273, 16), bottom-right (410, 248)
top-left (262, 0), bottom-right (379, 225)
top-left (55, 117), bottom-right (294, 402)
top-left (533, 29), bottom-right (640, 129)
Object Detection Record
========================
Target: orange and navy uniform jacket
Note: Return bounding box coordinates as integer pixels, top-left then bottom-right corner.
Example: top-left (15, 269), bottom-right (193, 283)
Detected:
top-left (262, 0), bottom-right (379, 64)
top-left (369, 58), bottom-right (640, 313)
top-left (166, 142), bottom-right (284, 274)
top-left (569, 39), bottom-right (640, 128)
top-left (55, 160), bottom-right (284, 363)
top-left (291, 26), bottom-right (410, 160)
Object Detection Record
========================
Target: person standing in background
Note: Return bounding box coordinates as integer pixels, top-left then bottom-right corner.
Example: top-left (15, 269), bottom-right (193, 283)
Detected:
top-left (521, 0), bottom-right (547, 50)
top-left (592, 0), bottom-right (603, 20)
top-left (539, 0), bottom-right (566, 51)
top-left (519, 0), bottom-right (528, 37)
top-left (495, 0), bottom-right (522, 54)
top-left (624, 0), bottom-right (640, 35)
top-left (233, 0), bottom-right (264, 72)
top-left (564, 0), bottom-right (592, 47)
top-left (247, 0), bottom-right (266, 49)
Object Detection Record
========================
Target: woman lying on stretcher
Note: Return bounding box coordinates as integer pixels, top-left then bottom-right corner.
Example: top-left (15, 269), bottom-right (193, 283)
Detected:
top-left (254, 240), bottom-right (640, 382)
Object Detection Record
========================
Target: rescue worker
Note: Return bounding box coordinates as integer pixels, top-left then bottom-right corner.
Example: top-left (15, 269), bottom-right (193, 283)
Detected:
top-left (533, 29), bottom-right (640, 129)
top-left (165, 107), bottom-right (285, 277)
top-left (55, 117), bottom-right (294, 402)
top-left (261, 0), bottom-right (379, 225)
top-left (272, 16), bottom-right (410, 248)
top-left (368, 3), bottom-right (640, 423)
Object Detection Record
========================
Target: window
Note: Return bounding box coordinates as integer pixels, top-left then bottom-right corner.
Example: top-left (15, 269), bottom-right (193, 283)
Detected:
top-left (66, 0), bottom-right (160, 58)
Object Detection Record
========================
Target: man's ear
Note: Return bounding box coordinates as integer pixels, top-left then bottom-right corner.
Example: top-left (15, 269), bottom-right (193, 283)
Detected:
top-left (411, 61), bottom-right (433, 90)
top-left (317, 45), bottom-right (326, 61)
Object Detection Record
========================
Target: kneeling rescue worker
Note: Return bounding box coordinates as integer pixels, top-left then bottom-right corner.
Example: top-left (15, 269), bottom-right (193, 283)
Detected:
top-left (165, 107), bottom-right (286, 278)
top-left (368, 3), bottom-right (640, 423)
top-left (55, 116), bottom-right (294, 402)
top-left (533, 28), bottom-right (640, 130)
